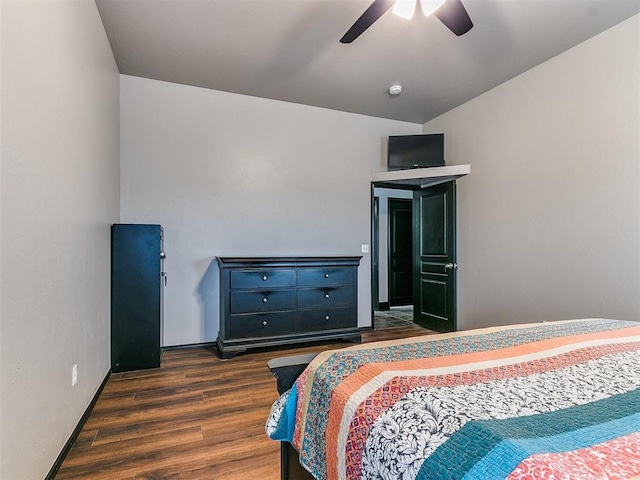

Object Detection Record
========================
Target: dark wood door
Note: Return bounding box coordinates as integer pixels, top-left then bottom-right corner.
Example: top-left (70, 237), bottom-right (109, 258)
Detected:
top-left (388, 198), bottom-right (413, 306)
top-left (413, 182), bottom-right (456, 332)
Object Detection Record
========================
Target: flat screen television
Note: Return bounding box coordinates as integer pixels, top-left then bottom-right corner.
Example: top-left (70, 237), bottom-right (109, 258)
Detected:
top-left (387, 134), bottom-right (444, 170)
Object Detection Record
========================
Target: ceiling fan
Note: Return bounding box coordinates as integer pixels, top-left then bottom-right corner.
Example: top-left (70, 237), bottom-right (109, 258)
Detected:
top-left (340, 0), bottom-right (473, 44)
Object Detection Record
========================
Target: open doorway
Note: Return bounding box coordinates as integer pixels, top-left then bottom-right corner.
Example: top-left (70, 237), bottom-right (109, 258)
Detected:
top-left (371, 165), bottom-right (467, 331)
top-left (372, 186), bottom-right (414, 328)
top-left (371, 181), bottom-right (458, 333)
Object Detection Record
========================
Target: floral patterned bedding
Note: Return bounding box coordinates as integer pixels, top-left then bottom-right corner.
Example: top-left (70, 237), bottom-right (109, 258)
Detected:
top-left (266, 318), bottom-right (640, 480)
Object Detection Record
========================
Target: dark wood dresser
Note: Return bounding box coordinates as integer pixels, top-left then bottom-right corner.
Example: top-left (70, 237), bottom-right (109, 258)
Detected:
top-left (216, 256), bottom-right (361, 358)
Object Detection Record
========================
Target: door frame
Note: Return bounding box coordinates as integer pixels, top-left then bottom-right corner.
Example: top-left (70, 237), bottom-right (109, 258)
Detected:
top-left (371, 181), bottom-right (457, 330)
top-left (371, 188), bottom-right (379, 328)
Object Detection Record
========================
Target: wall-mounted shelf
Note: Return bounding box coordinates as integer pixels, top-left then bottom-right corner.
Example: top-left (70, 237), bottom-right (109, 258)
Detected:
top-left (372, 164), bottom-right (470, 189)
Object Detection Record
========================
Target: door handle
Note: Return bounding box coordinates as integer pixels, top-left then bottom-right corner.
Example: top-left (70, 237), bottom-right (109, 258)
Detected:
top-left (444, 263), bottom-right (458, 271)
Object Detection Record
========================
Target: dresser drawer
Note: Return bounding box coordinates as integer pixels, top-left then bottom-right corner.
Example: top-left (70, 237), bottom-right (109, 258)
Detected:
top-left (230, 311), bottom-right (296, 338)
top-left (298, 285), bottom-right (354, 308)
top-left (298, 307), bottom-right (355, 332)
top-left (230, 269), bottom-right (296, 290)
top-left (297, 267), bottom-right (353, 286)
top-left (230, 289), bottom-right (296, 314)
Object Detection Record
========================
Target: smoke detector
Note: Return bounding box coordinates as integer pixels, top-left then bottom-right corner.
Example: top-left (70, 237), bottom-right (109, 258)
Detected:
top-left (389, 85), bottom-right (402, 95)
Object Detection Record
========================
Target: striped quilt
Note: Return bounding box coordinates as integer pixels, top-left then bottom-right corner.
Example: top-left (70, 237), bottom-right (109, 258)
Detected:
top-left (266, 318), bottom-right (640, 480)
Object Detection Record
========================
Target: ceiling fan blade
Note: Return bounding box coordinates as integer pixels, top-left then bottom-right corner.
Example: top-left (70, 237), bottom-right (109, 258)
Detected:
top-left (340, 0), bottom-right (395, 44)
top-left (433, 0), bottom-right (473, 36)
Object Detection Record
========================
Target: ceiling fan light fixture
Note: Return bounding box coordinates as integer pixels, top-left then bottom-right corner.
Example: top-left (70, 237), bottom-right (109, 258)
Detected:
top-left (420, 0), bottom-right (446, 16)
top-left (340, 0), bottom-right (472, 44)
top-left (393, 0), bottom-right (417, 20)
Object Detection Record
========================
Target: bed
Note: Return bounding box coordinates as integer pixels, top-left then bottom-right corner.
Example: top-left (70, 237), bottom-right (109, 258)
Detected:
top-left (266, 318), bottom-right (640, 480)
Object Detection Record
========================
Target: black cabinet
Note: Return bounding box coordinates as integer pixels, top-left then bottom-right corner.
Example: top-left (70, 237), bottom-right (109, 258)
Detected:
top-left (216, 256), bottom-right (361, 358)
top-left (111, 224), bottom-right (165, 372)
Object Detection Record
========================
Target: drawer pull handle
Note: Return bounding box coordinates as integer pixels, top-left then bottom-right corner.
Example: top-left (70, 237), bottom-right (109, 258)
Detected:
top-left (262, 297), bottom-right (268, 303)
top-left (324, 273), bottom-right (330, 278)
top-left (262, 320), bottom-right (268, 326)
top-left (262, 275), bottom-right (268, 281)
top-left (324, 293), bottom-right (330, 299)
top-left (325, 315), bottom-right (330, 320)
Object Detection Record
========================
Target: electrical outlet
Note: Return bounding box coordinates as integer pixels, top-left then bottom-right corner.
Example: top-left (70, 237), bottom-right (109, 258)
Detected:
top-left (361, 244), bottom-right (370, 254)
top-left (72, 364), bottom-right (78, 386)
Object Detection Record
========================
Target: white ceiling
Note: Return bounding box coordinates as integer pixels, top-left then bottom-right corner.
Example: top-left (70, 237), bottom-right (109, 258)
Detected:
top-left (96, 0), bottom-right (640, 124)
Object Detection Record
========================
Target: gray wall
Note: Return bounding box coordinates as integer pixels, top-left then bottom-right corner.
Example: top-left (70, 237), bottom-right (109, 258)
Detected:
top-left (424, 14), bottom-right (640, 330)
top-left (120, 75), bottom-right (421, 346)
top-left (0, 1), bottom-right (120, 477)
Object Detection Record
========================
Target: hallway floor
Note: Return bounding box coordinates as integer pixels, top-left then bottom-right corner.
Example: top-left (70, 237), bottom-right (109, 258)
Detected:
top-left (374, 306), bottom-right (413, 328)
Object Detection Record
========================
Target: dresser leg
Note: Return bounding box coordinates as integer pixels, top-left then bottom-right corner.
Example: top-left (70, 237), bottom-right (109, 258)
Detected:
top-left (344, 332), bottom-right (362, 344)
top-left (220, 349), bottom-right (239, 360)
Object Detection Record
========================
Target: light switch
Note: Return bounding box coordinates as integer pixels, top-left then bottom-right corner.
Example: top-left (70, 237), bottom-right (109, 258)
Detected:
top-left (361, 244), bottom-right (370, 254)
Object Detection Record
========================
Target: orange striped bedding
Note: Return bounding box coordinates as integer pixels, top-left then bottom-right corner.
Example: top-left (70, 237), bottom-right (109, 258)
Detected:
top-left (266, 318), bottom-right (640, 480)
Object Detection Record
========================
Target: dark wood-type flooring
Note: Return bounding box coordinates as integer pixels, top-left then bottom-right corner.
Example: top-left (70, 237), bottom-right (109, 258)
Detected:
top-left (55, 321), bottom-right (433, 479)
